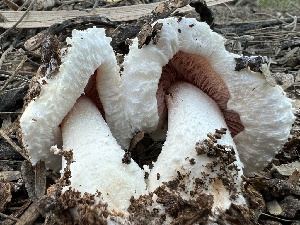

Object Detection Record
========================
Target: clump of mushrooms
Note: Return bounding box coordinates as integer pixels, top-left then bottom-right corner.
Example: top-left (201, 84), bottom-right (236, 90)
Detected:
top-left (19, 17), bottom-right (295, 223)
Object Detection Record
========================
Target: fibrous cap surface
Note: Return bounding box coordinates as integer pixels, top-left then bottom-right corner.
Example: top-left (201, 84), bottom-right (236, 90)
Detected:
top-left (20, 27), bottom-right (121, 171)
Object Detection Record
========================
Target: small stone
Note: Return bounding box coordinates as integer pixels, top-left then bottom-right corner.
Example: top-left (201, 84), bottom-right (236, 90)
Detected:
top-left (266, 200), bottom-right (282, 216)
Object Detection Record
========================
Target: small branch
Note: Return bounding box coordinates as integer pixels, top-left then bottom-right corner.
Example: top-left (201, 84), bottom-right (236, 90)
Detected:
top-left (0, 212), bottom-right (19, 222)
top-left (285, 13), bottom-right (297, 32)
top-left (54, 0), bottom-right (94, 10)
top-left (0, 129), bottom-right (29, 160)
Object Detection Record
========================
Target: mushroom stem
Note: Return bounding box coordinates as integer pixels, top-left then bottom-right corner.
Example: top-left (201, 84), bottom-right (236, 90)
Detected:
top-left (148, 81), bottom-right (245, 214)
top-left (61, 96), bottom-right (146, 213)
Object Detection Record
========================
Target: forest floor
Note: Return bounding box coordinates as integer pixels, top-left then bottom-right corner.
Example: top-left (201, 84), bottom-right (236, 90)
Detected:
top-left (0, 0), bottom-right (299, 224)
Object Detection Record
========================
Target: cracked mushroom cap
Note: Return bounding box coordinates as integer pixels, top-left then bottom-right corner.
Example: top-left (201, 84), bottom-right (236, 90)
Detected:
top-left (20, 27), bottom-right (130, 171)
top-left (121, 17), bottom-right (295, 174)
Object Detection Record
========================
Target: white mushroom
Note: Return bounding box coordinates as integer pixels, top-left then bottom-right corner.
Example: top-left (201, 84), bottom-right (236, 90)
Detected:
top-left (122, 17), bottom-right (295, 175)
top-left (20, 27), bottom-right (131, 171)
top-left (121, 17), bottom-right (295, 217)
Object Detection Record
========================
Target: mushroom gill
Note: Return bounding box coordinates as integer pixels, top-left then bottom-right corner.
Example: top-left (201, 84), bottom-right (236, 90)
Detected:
top-left (159, 51), bottom-right (245, 136)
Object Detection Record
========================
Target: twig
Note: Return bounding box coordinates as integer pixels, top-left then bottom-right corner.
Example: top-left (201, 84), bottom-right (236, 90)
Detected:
top-left (0, 129), bottom-right (29, 160)
top-left (18, 0), bottom-right (31, 11)
top-left (235, 0), bottom-right (245, 6)
top-left (0, 0), bottom-right (37, 42)
top-left (285, 13), bottom-right (297, 32)
top-left (3, 0), bottom-right (19, 10)
top-left (0, 71), bottom-right (31, 82)
top-left (254, 13), bottom-right (288, 24)
top-left (222, 3), bottom-right (232, 13)
top-left (0, 45), bottom-right (13, 69)
top-left (0, 212), bottom-right (19, 221)
top-left (54, 0), bottom-right (94, 10)
top-left (0, 55), bottom-right (27, 94)
top-left (93, 0), bottom-right (100, 8)
top-left (102, 1), bottom-right (125, 7)
top-left (1, 84), bottom-right (25, 94)
top-left (214, 17), bottom-right (300, 34)
top-left (0, 112), bottom-right (23, 115)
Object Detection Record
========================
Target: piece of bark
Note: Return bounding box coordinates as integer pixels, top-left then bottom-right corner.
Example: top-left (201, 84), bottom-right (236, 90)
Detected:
top-left (0, 0), bottom-right (234, 28)
top-left (14, 203), bottom-right (40, 225)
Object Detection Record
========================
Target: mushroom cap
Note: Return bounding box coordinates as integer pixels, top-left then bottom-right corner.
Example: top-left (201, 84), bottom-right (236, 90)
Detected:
top-left (121, 17), bottom-right (295, 174)
top-left (20, 27), bottom-right (129, 171)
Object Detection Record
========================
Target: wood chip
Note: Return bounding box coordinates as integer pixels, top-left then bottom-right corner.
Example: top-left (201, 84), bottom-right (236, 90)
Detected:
top-left (24, 32), bottom-right (47, 51)
top-left (15, 203), bottom-right (40, 225)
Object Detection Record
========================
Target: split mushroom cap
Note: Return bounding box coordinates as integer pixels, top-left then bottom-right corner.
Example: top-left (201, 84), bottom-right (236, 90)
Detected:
top-left (61, 96), bottom-right (146, 213)
top-left (20, 27), bottom-right (131, 171)
top-left (121, 17), bottom-right (295, 174)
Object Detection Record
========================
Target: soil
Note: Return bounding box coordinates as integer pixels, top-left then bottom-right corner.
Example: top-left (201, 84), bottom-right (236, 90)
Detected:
top-left (0, 0), bottom-right (299, 224)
